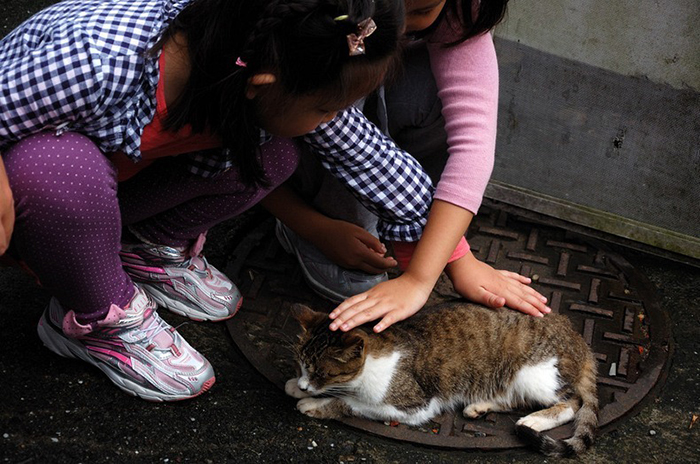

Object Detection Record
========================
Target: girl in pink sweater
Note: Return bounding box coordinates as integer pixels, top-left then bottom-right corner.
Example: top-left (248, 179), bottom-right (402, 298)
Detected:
top-left (267, 0), bottom-right (550, 332)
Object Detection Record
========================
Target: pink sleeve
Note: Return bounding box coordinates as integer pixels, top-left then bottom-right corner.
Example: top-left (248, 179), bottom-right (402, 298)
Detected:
top-left (426, 25), bottom-right (499, 215)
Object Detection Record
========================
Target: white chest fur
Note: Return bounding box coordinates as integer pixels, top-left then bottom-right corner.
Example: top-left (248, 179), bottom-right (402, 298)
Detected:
top-left (349, 351), bottom-right (402, 403)
top-left (343, 350), bottom-right (444, 425)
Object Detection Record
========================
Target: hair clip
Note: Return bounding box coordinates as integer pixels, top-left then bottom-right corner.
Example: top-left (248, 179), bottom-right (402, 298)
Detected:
top-left (235, 57), bottom-right (247, 68)
top-left (347, 17), bottom-right (377, 56)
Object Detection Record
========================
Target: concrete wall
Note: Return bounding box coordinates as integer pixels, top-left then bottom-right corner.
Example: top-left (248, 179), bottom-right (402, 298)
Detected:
top-left (488, 0), bottom-right (700, 261)
top-left (495, 0), bottom-right (700, 91)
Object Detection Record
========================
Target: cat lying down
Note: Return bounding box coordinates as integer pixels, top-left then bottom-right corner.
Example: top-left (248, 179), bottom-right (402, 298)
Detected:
top-left (285, 302), bottom-right (598, 457)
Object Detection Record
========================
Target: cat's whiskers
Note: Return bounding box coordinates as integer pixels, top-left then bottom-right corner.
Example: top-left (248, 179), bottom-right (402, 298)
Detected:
top-left (323, 385), bottom-right (358, 398)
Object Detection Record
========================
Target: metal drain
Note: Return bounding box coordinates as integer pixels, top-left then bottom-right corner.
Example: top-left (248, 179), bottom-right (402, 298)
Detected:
top-left (224, 207), bottom-right (671, 449)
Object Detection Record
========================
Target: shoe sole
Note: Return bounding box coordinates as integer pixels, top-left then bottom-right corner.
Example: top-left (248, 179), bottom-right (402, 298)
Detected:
top-left (37, 310), bottom-right (215, 402)
top-left (141, 284), bottom-right (243, 322)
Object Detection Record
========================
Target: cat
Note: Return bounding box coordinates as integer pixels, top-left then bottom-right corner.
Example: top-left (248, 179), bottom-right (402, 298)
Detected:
top-left (285, 301), bottom-right (598, 457)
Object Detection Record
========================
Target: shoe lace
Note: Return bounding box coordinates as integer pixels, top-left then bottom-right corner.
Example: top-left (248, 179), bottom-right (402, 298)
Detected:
top-left (130, 311), bottom-right (176, 353)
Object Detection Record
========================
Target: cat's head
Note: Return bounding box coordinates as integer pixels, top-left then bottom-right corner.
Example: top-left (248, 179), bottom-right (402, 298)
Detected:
top-left (290, 304), bottom-right (368, 395)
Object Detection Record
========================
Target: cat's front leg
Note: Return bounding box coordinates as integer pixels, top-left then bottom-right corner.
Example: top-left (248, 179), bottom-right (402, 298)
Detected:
top-left (297, 397), bottom-right (350, 419)
top-left (285, 378), bottom-right (311, 399)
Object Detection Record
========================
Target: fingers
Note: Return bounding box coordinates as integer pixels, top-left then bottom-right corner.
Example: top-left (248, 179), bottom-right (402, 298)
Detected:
top-left (499, 270), bottom-right (532, 284)
top-left (471, 270), bottom-right (550, 317)
top-left (329, 296), bottom-right (383, 332)
top-left (507, 294), bottom-right (547, 317)
top-left (373, 314), bottom-right (395, 333)
top-left (352, 231), bottom-right (397, 271)
top-left (355, 251), bottom-right (397, 274)
top-left (483, 290), bottom-right (506, 308)
top-left (354, 229), bottom-right (386, 254)
top-left (504, 286), bottom-right (551, 316)
top-left (329, 293), bottom-right (367, 324)
top-left (497, 270), bottom-right (550, 309)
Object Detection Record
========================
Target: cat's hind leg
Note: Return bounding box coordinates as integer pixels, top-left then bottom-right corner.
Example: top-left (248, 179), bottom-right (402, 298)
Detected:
top-left (515, 399), bottom-right (578, 432)
top-left (285, 378), bottom-right (312, 398)
top-left (463, 401), bottom-right (503, 419)
top-left (297, 397), bottom-right (350, 419)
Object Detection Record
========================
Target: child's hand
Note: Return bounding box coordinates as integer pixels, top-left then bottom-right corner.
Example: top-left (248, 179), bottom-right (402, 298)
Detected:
top-left (446, 251), bottom-right (550, 317)
top-left (0, 156), bottom-right (15, 255)
top-left (329, 274), bottom-right (432, 333)
top-left (312, 219), bottom-right (397, 274)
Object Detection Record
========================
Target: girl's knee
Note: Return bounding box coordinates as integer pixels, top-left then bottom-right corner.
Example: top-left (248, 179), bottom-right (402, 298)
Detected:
top-left (260, 137), bottom-right (300, 187)
top-left (4, 132), bottom-right (117, 210)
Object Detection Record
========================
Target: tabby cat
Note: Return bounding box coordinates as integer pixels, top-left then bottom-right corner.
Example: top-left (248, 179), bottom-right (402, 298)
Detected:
top-left (286, 302), bottom-right (598, 457)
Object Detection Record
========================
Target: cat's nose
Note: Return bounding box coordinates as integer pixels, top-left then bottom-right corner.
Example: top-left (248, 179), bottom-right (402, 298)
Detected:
top-left (298, 377), bottom-right (310, 391)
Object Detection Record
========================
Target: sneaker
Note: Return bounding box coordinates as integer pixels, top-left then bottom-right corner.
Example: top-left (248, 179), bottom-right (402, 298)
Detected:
top-left (275, 220), bottom-right (388, 303)
top-left (37, 286), bottom-right (215, 401)
top-left (120, 233), bottom-right (242, 322)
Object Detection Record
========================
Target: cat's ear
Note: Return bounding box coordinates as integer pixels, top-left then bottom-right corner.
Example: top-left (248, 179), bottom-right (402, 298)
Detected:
top-left (290, 304), bottom-right (323, 332)
top-left (332, 332), bottom-right (367, 363)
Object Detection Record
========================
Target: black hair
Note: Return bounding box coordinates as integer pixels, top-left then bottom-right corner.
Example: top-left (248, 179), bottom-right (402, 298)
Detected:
top-left (444, 0), bottom-right (509, 46)
top-left (157, 0), bottom-right (404, 186)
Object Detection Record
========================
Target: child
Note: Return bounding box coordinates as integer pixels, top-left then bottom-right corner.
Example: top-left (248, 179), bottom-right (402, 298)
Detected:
top-left (266, 0), bottom-right (551, 333)
top-left (0, 0), bottom-right (407, 401)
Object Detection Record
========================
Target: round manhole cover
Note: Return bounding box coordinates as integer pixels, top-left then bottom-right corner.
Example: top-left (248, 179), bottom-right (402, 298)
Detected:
top-left (224, 207), bottom-right (671, 449)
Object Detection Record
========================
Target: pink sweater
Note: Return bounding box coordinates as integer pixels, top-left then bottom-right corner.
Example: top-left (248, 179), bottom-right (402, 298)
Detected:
top-left (426, 16), bottom-right (499, 215)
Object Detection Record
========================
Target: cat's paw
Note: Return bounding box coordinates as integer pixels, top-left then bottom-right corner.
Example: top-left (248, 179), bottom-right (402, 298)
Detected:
top-left (516, 415), bottom-right (552, 432)
top-left (297, 397), bottom-right (334, 419)
top-left (463, 401), bottom-right (497, 419)
top-left (516, 405), bottom-right (575, 432)
top-left (285, 378), bottom-right (311, 398)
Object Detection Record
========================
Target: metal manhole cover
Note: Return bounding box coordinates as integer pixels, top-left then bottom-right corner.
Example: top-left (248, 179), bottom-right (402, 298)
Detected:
top-left (224, 207), bottom-right (671, 449)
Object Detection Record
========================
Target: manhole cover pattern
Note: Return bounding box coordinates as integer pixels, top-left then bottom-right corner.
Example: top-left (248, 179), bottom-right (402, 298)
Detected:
top-left (225, 207), bottom-right (671, 449)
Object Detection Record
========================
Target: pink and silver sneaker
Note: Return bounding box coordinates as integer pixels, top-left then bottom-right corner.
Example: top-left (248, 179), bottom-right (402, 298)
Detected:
top-left (37, 286), bottom-right (215, 402)
top-left (120, 233), bottom-right (242, 322)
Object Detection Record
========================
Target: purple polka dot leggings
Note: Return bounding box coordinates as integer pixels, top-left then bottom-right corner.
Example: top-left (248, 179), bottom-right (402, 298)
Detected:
top-left (3, 132), bottom-right (298, 321)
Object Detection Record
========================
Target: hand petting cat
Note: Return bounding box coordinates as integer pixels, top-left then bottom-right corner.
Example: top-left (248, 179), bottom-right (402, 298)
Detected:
top-left (330, 250), bottom-right (551, 333)
top-left (330, 271), bottom-right (433, 333)
top-left (445, 250), bottom-right (551, 317)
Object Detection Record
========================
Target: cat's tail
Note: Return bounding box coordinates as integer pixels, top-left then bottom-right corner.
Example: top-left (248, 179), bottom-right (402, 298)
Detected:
top-left (516, 358), bottom-right (598, 457)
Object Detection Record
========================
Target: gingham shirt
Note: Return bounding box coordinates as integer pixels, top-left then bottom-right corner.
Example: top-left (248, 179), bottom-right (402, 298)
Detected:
top-left (0, 0), bottom-right (433, 241)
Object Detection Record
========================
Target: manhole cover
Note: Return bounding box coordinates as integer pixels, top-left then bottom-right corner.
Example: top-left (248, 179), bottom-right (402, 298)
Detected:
top-left (224, 206), bottom-right (671, 449)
